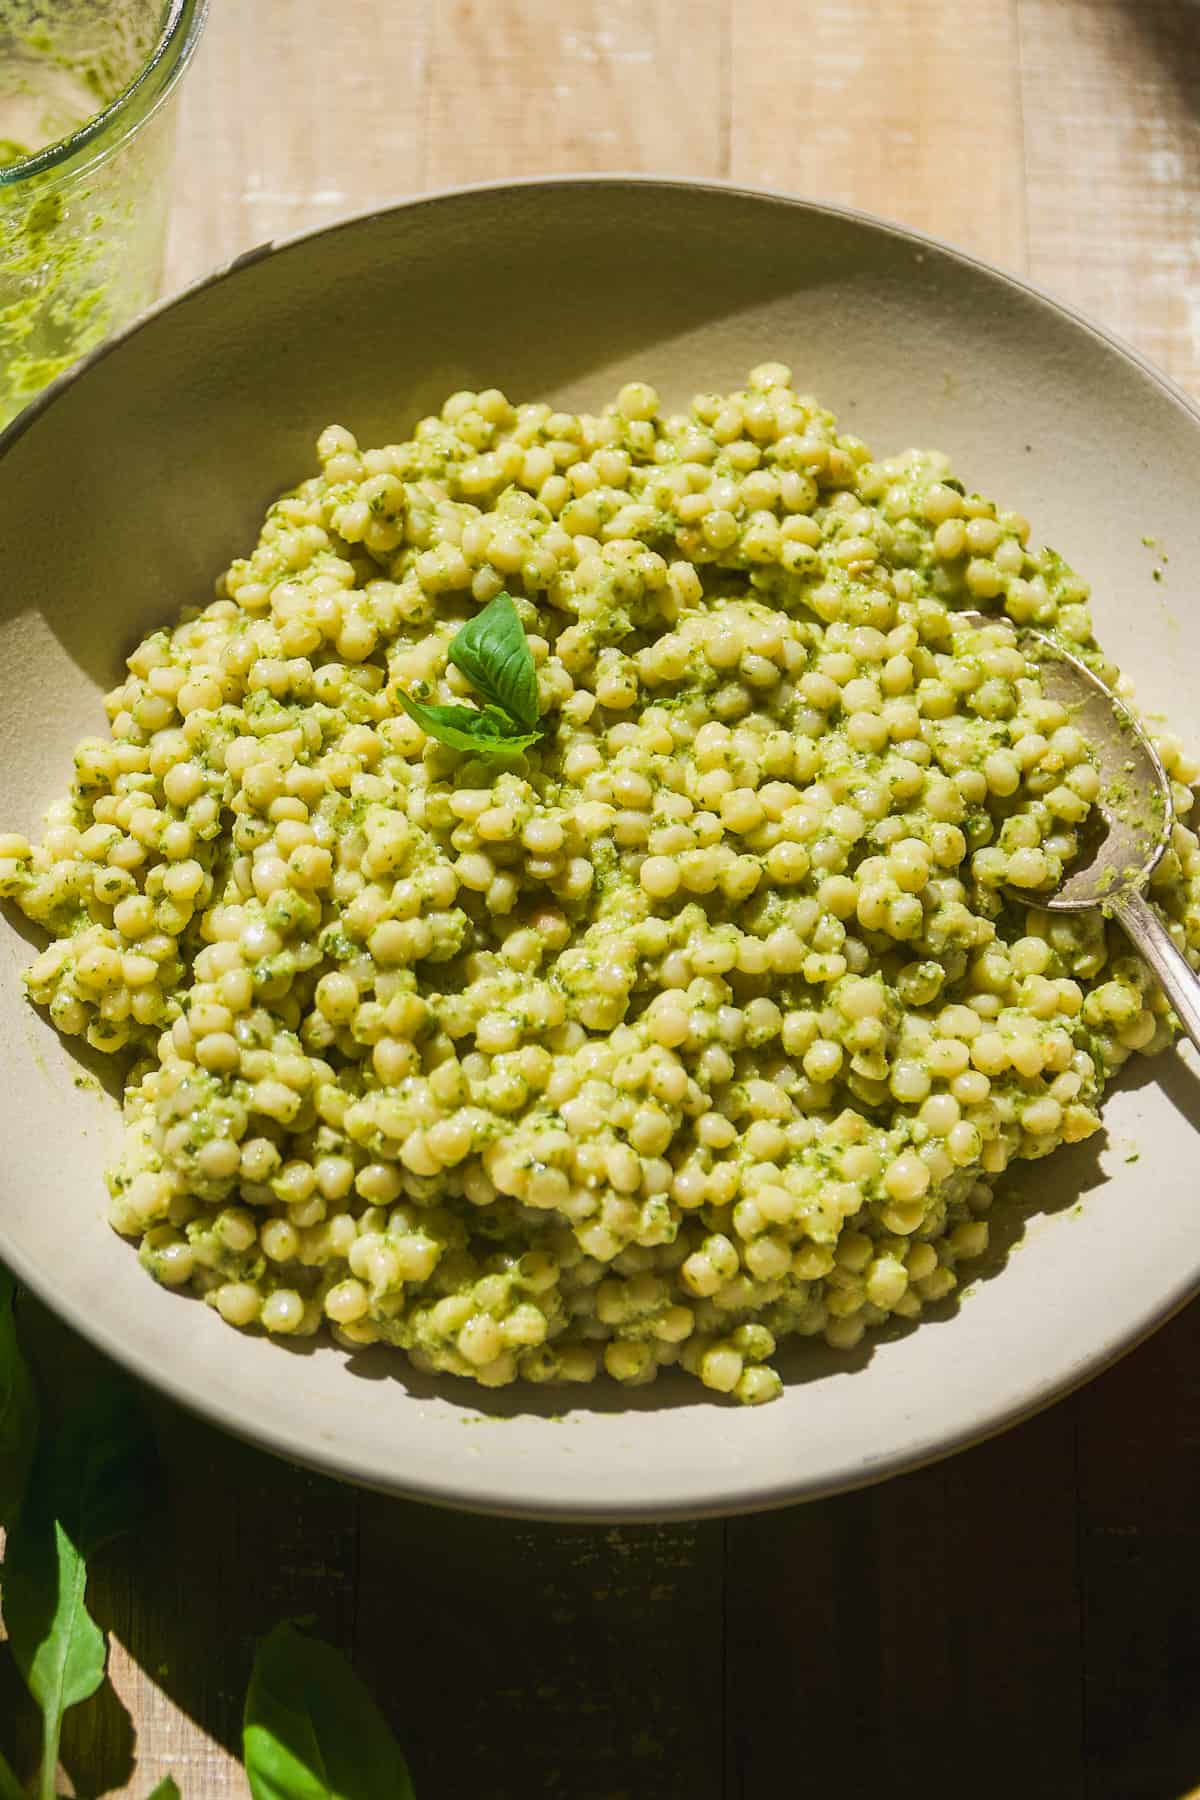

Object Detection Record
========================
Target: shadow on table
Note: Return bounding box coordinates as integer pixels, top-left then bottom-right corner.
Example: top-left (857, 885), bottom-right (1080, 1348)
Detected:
top-left (3, 1297), bottom-right (728, 1798)
top-left (0, 1306), bottom-right (143, 1796)
top-left (1113, 0), bottom-right (1200, 122)
top-left (0, 1295), bottom-right (362, 1796)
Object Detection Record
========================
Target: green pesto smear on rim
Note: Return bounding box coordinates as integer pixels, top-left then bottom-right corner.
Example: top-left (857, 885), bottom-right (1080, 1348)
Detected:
top-left (3, 365), bottom-right (1200, 1406)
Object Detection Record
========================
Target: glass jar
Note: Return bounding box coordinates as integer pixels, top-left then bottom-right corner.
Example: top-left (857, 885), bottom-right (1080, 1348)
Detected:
top-left (0, 0), bottom-right (206, 428)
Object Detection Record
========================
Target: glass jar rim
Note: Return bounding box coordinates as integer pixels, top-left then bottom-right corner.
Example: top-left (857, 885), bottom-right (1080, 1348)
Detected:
top-left (0, 0), bottom-right (207, 188)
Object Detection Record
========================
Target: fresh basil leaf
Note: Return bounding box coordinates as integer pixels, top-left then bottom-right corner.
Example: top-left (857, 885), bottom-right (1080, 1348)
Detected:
top-left (6, 1514), bottom-right (106, 1800)
top-left (146, 1780), bottom-right (182, 1799)
top-left (243, 1621), bottom-right (415, 1800)
top-left (398, 691), bottom-right (539, 762)
top-left (0, 1262), bottom-right (37, 1530)
top-left (4, 1371), bottom-right (156, 1800)
top-left (448, 591), bottom-right (540, 729)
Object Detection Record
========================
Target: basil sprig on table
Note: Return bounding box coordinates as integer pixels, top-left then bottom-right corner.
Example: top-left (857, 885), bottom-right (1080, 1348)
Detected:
top-left (3, 1370), bottom-right (157, 1800)
top-left (398, 590), bottom-right (543, 762)
top-left (243, 1621), bottom-right (415, 1800)
top-left (0, 1264), bottom-right (418, 1799)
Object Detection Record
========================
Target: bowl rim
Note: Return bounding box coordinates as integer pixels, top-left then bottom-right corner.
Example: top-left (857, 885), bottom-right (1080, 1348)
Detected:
top-left (3, 172), bottom-right (1200, 1522)
top-left (7, 169), bottom-right (1200, 462)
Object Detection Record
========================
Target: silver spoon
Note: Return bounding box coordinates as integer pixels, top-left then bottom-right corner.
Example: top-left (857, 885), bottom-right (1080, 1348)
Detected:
top-left (961, 610), bottom-right (1200, 1055)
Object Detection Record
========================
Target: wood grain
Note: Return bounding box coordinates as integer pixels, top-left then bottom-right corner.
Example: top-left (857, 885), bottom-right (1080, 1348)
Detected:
top-left (1018, 0), bottom-right (1200, 394)
top-left (164, 0), bottom-right (431, 292)
top-left (355, 1500), bottom-right (725, 1800)
top-left (727, 1410), bottom-right (1085, 1800)
top-left (11, 2), bottom-right (1200, 1794)
top-left (96, 1407), bottom-right (359, 1797)
top-left (424, 0), bottom-right (727, 188)
top-left (729, 0), bottom-right (1028, 269)
top-left (1077, 1303), bottom-right (1200, 1800)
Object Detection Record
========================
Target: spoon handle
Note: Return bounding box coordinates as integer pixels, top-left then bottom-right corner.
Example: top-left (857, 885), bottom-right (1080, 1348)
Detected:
top-left (1112, 886), bottom-right (1200, 1057)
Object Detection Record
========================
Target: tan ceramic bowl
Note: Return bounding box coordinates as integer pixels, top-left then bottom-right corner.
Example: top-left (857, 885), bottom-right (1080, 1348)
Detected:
top-left (2, 179), bottom-right (1198, 1520)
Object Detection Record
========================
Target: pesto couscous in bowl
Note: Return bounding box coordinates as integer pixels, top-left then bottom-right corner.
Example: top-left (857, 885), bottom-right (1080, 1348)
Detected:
top-left (3, 364), bottom-right (1198, 1406)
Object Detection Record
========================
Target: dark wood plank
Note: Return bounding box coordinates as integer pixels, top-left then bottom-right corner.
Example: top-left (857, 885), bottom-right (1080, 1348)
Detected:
top-left (1078, 1298), bottom-right (1200, 1800)
top-left (939, 1410), bottom-right (1084, 1798)
top-left (109, 1408), bottom-right (358, 1769)
top-left (726, 1484), bottom-right (892, 1797)
top-left (3, 1299), bottom-right (360, 1795)
top-left (92, 1404), bottom-right (359, 1794)
top-left (727, 1405), bottom-right (1084, 1800)
top-left (355, 1498), bottom-right (725, 1800)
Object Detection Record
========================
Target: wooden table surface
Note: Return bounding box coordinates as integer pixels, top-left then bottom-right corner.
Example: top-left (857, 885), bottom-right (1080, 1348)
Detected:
top-left (7, 2), bottom-right (1200, 1795)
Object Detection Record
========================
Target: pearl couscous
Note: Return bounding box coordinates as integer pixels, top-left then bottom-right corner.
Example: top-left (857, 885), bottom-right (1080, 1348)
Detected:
top-left (4, 365), bottom-right (1199, 1405)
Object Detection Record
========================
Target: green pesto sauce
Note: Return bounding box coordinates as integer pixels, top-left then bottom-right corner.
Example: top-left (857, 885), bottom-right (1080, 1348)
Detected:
top-left (0, 7), bottom-right (161, 424)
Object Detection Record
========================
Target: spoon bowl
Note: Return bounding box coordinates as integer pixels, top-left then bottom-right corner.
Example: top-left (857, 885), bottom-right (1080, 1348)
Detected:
top-left (963, 609), bottom-right (1200, 1054)
top-left (962, 609), bottom-right (1174, 909)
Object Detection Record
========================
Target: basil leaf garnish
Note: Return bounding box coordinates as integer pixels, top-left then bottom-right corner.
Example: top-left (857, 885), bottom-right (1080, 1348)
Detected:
top-left (448, 591), bottom-right (540, 730)
top-left (397, 692), bottom-right (540, 763)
